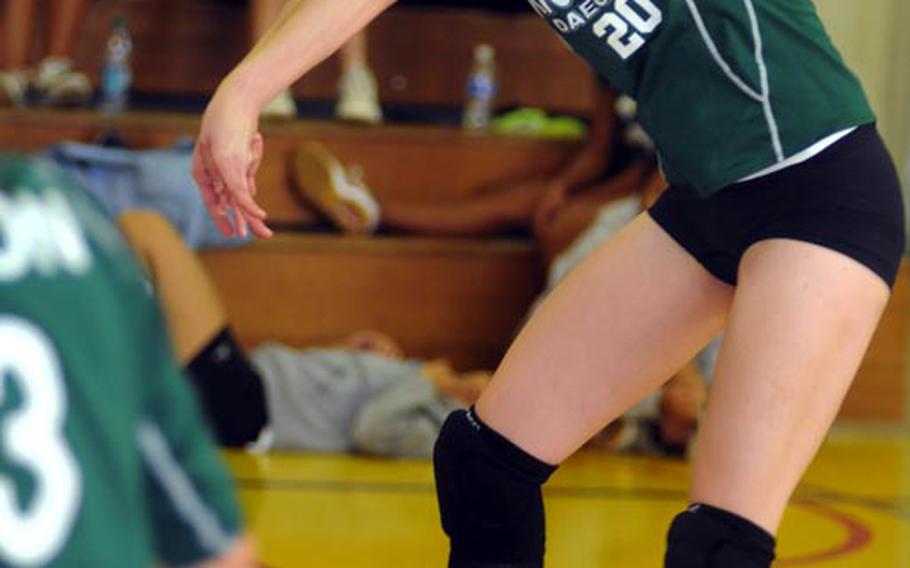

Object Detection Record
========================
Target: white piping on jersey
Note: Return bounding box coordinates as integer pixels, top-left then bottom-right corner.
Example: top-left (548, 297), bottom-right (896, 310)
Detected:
top-left (137, 422), bottom-right (235, 557)
top-left (739, 127), bottom-right (856, 182)
top-left (743, 0), bottom-right (784, 161)
top-left (683, 0), bottom-right (762, 102)
top-left (684, 0), bottom-right (785, 161)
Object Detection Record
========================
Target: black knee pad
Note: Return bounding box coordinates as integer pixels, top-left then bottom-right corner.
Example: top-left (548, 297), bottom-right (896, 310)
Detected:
top-left (664, 504), bottom-right (776, 568)
top-left (433, 408), bottom-right (557, 567)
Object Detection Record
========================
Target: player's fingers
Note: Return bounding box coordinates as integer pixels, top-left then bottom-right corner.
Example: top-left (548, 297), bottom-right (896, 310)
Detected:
top-left (246, 214), bottom-right (274, 239)
top-left (201, 139), bottom-right (255, 220)
top-left (211, 197), bottom-right (236, 237)
top-left (194, 144), bottom-right (235, 236)
top-left (191, 143), bottom-right (211, 188)
top-left (231, 200), bottom-right (249, 238)
top-left (212, 147), bottom-right (268, 221)
top-left (208, 191), bottom-right (235, 237)
top-left (205, 197), bottom-right (234, 237)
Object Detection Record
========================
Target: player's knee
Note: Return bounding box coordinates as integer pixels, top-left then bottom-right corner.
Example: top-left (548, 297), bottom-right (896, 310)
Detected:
top-left (117, 210), bottom-right (169, 236)
top-left (664, 504), bottom-right (776, 568)
top-left (433, 408), bottom-right (557, 567)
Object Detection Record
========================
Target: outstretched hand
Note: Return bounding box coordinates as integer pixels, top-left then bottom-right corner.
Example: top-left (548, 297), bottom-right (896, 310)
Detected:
top-left (192, 84), bottom-right (273, 239)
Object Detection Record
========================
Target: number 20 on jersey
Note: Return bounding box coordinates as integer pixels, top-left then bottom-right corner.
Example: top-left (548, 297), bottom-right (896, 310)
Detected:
top-left (594, 0), bottom-right (662, 59)
top-left (533, 0), bottom-right (664, 60)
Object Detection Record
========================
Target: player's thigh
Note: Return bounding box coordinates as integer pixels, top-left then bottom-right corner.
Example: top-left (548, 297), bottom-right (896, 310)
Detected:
top-left (476, 213), bottom-right (734, 464)
top-left (690, 239), bottom-right (890, 533)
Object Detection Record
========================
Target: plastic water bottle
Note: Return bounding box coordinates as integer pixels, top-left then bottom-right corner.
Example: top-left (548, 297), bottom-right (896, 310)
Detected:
top-left (100, 16), bottom-right (133, 114)
top-left (462, 44), bottom-right (497, 131)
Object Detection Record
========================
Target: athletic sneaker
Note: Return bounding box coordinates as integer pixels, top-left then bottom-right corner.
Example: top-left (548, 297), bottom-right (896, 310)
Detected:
top-left (0, 70), bottom-right (30, 107)
top-left (292, 140), bottom-right (380, 234)
top-left (33, 57), bottom-right (92, 107)
top-left (260, 88), bottom-right (297, 119)
top-left (336, 62), bottom-right (383, 125)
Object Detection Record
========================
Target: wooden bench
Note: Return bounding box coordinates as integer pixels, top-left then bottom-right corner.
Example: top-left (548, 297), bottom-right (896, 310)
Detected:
top-left (201, 235), bottom-right (542, 370)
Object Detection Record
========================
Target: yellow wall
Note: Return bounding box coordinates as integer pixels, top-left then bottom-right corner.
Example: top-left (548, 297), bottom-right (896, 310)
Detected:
top-left (816, 1), bottom-right (910, 423)
top-left (815, 0), bottom-right (910, 168)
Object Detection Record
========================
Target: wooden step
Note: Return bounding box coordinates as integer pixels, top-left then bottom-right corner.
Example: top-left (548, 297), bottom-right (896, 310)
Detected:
top-left (0, 108), bottom-right (582, 224)
top-left (200, 234), bottom-right (544, 371)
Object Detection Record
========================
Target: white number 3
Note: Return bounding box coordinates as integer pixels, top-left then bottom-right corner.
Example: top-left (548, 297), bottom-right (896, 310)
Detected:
top-left (594, 0), bottom-right (663, 60)
top-left (0, 317), bottom-right (81, 567)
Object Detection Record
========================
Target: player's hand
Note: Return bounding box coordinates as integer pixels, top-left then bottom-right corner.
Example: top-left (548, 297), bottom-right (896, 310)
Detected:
top-left (193, 79), bottom-right (273, 239)
top-left (343, 329), bottom-right (406, 359)
top-left (194, 535), bottom-right (258, 568)
top-left (532, 180), bottom-right (569, 237)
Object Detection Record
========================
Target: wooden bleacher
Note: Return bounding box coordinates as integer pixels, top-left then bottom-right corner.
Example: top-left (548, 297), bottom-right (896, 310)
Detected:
top-left (0, 0), bottom-right (906, 425)
top-left (0, 109), bottom-right (571, 369)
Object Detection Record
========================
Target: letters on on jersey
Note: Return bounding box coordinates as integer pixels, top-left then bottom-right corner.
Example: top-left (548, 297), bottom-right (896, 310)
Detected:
top-left (528, 0), bottom-right (663, 59)
top-left (0, 188), bottom-right (92, 283)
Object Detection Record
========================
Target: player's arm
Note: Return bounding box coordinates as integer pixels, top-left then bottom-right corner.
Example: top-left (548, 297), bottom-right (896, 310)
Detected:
top-left (231, 0), bottom-right (397, 114)
top-left (192, 0), bottom-right (396, 239)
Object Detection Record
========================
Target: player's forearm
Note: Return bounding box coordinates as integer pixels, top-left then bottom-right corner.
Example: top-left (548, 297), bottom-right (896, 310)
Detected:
top-left (223, 0), bottom-right (396, 113)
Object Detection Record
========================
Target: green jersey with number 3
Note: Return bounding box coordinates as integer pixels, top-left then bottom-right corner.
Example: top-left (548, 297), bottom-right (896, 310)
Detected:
top-left (0, 156), bottom-right (241, 567)
top-left (528, 0), bottom-right (874, 194)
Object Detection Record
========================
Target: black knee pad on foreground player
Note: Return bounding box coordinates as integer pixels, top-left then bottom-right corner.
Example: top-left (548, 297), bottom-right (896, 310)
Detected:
top-left (664, 504), bottom-right (776, 568)
top-left (433, 408), bottom-right (557, 568)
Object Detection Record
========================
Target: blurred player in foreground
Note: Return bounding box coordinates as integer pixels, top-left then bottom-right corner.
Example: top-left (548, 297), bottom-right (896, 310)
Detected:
top-left (0, 155), bottom-right (255, 567)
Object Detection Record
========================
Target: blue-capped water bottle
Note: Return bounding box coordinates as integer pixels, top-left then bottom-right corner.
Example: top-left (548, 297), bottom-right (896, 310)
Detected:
top-left (462, 44), bottom-right (497, 132)
top-left (99, 16), bottom-right (133, 114)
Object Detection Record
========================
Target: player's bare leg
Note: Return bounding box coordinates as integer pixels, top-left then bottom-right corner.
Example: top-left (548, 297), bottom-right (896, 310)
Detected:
top-left (117, 211), bottom-right (228, 363)
top-left (687, 240), bottom-right (889, 533)
top-left (0, 0), bottom-right (35, 106)
top-left (336, 31), bottom-right (381, 123)
top-left (250, 0), bottom-right (284, 43)
top-left (34, 0), bottom-right (92, 106)
top-left (46, 0), bottom-right (89, 58)
top-left (252, 0), bottom-right (298, 117)
top-left (477, 214), bottom-right (731, 462)
top-left (2, 0), bottom-right (35, 69)
top-left (380, 179), bottom-right (547, 236)
top-left (434, 214), bottom-right (733, 565)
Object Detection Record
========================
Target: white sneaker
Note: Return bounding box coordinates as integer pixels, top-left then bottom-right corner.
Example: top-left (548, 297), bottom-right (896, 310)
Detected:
top-left (0, 70), bottom-right (30, 108)
top-left (336, 62), bottom-right (382, 125)
top-left (34, 57), bottom-right (92, 106)
top-left (260, 88), bottom-right (297, 119)
top-left (292, 140), bottom-right (380, 234)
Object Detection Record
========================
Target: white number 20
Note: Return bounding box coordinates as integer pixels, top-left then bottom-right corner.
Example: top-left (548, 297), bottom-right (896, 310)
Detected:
top-left (0, 317), bottom-right (81, 567)
top-left (594, 0), bottom-right (663, 60)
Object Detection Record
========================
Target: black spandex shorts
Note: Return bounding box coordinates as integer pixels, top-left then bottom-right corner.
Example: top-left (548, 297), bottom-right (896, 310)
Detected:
top-left (648, 124), bottom-right (906, 287)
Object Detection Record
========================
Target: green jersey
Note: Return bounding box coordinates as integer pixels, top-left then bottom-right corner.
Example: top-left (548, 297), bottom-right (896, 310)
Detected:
top-left (0, 156), bottom-right (241, 567)
top-left (528, 0), bottom-right (874, 194)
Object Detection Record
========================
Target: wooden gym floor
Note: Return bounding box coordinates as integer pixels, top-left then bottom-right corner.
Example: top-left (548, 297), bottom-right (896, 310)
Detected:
top-left (224, 433), bottom-right (910, 567)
